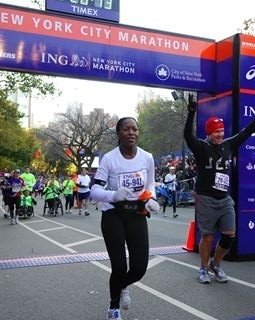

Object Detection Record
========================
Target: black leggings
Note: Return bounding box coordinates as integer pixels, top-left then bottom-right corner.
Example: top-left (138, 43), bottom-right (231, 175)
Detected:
top-left (64, 194), bottom-right (73, 210)
top-left (101, 209), bottom-right (149, 309)
top-left (9, 196), bottom-right (21, 218)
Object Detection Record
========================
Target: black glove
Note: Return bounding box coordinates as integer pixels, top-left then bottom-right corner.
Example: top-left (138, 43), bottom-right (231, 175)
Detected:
top-left (187, 94), bottom-right (197, 113)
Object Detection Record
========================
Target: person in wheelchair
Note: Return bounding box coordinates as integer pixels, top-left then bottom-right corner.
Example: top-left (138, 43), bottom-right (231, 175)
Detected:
top-left (43, 176), bottom-right (61, 214)
top-left (19, 187), bottom-right (37, 218)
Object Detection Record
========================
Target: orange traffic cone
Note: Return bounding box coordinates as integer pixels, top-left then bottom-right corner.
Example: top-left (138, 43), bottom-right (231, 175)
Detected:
top-left (182, 220), bottom-right (196, 251)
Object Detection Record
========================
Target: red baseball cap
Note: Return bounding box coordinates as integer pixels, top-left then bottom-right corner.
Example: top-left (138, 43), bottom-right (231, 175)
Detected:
top-left (205, 117), bottom-right (224, 135)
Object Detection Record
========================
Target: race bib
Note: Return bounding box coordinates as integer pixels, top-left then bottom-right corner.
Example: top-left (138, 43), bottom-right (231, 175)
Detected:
top-left (213, 172), bottom-right (229, 192)
top-left (118, 170), bottom-right (145, 196)
top-left (12, 186), bottom-right (21, 193)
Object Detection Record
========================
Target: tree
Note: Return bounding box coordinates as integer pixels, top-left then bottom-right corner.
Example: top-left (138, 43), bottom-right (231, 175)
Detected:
top-left (137, 95), bottom-right (187, 160)
top-left (0, 90), bottom-right (39, 169)
top-left (39, 105), bottom-right (118, 173)
top-left (239, 18), bottom-right (255, 36)
top-left (0, 2), bottom-right (59, 103)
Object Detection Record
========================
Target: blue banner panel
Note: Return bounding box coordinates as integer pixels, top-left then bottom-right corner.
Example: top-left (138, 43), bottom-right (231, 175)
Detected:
top-left (197, 94), bottom-right (233, 139)
top-left (0, 4), bottom-right (216, 92)
top-left (240, 56), bottom-right (255, 91)
top-left (240, 35), bottom-right (255, 91)
top-left (46, 0), bottom-right (120, 23)
top-left (237, 35), bottom-right (255, 256)
top-left (237, 94), bottom-right (255, 255)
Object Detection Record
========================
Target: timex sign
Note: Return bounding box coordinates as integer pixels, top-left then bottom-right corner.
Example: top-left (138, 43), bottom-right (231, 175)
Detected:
top-left (46, 0), bottom-right (120, 22)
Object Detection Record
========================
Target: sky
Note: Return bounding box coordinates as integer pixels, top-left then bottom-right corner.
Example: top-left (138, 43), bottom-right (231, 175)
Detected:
top-left (1, 0), bottom-right (255, 126)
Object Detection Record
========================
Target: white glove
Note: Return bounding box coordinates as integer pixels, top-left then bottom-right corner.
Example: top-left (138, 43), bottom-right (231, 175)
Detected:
top-left (113, 188), bottom-right (134, 202)
top-left (145, 199), bottom-right (160, 214)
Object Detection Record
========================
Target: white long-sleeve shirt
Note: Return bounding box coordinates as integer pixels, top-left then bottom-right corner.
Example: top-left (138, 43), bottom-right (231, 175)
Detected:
top-left (90, 146), bottom-right (156, 211)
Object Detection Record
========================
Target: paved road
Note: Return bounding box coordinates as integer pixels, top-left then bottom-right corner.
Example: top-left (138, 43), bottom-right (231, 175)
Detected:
top-left (0, 197), bottom-right (254, 320)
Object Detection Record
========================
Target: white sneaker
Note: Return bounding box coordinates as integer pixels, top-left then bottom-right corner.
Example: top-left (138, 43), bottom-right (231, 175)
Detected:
top-left (209, 261), bottom-right (228, 283)
top-left (15, 216), bottom-right (19, 224)
top-left (10, 218), bottom-right (15, 225)
top-left (120, 288), bottom-right (131, 310)
top-left (106, 308), bottom-right (122, 320)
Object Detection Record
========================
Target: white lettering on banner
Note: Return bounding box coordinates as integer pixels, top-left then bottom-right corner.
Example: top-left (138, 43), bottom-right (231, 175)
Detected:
top-left (41, 53), bottom-right (69, 65)
top-left (170, 68), bottom-right (206, 82)
top-left (93, 62), bottom-right (135, 73)
top-left (0, 51), bottom-right (15, 59)
top-left (92, 57), bottom-right (136, 74)
top-left (123, 61), bottom-right (135, 67)
top-left (32, 17), bottom-right (73, 33)
top-left (71, 5), bottom-right (98, 16)
top-left (246, 144), bottom-right (255, 150)
top-left (119, 32), bottom-right (189, 51)
top-left (41, 52), bottom-right (88, 67)
top-left (242, 41), bottom-right (255, 48)
top-left (80, 25), bottom-right (111, 39)
top-left (243, 105), bottom-right (255, 117)
top-left (0, 12), bottom-right (24, 25)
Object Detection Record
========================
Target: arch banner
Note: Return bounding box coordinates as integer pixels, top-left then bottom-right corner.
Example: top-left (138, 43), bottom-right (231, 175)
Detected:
top-left (0, 4), bottom-right (216, 91)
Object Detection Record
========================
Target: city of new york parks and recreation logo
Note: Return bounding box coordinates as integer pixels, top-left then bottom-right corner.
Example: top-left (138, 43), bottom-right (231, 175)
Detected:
top-left (155, 64), bottom-right (170, 81)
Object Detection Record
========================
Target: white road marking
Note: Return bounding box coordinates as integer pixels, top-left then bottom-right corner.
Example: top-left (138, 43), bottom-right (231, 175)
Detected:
top-left (18, 221), bottom-right (77, 253)
top-left (91, 260), bottom-right (219, 320)
top-left (35, 215), bottom-right (103, 238)
top-left (38, 226), bottom-right (67, 232)
top-left (147, 255), bottom-right (166, 269)
top-left (135, 282), bottom-right (219, 320)
top-left (22, 219), bottom-right (45, 224)
top-left (65, 238), bottom-right (102, 247)
top-left (18, 214), bottom-right (255, 290)
top-left (161, 255), bottom-right (255, 289)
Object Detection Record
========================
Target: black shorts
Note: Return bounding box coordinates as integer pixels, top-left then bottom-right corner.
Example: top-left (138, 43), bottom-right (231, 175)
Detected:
top-left (78, 191), bottom-right (90, 201)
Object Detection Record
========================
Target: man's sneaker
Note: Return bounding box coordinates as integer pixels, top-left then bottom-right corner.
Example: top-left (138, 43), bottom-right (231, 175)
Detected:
top-left (10, 218), bottom-right (15, 225)
top-left (15, 216), bottom-right (19, 224)
top-left (209, 261), bottom-right (228, 283)
top-left (120, 288), bottom-right (131, 310)
top-left (106, 308), bottom-right (122, 320)
top-left (78, 209), bottom-right (82, 215)
top-left (84, 211), bottom-right (90, 216)
top-left (198, 268), bottom-right (211, 284)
